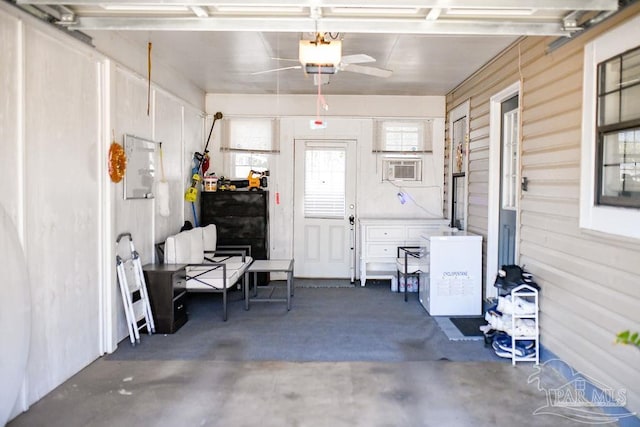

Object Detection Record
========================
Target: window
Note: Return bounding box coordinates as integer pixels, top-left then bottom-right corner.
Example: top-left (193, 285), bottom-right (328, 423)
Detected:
top-left (374, 120), bottom-right (432, 153)
top-left (596, 47), bottom-right (640, 208)
top-left (304, 147), bottom-right (346, 218)
top-left (502, 108), bottom-right (519, 210)
top-left (221, 118), bottom-right (278, 178)
top-left (580, 13), bottom-right (640, 239)
top-left (231, 152), bottom-right (269, 179)
top-left (374, 119), bottom-right (431, 183)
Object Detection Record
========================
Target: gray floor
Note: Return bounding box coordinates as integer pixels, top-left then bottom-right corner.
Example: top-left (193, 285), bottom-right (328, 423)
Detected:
top-left (8, 281), bottom-right (618, 427)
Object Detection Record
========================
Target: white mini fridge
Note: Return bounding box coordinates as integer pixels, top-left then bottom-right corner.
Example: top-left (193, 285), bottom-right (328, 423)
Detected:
top-left (419, 230), bottom-right (482, 316)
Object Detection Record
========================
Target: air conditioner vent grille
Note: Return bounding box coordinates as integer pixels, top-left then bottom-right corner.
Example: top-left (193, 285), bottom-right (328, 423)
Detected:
top-left (383, 158), bottom-right (422, 181)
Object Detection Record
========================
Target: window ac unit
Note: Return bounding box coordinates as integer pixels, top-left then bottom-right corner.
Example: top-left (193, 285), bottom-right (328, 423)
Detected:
top-left (384, 158), bottom-right (421, 181)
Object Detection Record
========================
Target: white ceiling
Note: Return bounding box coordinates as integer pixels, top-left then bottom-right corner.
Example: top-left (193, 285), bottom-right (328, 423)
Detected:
top-left (14, 0), bottom-right (620, 96)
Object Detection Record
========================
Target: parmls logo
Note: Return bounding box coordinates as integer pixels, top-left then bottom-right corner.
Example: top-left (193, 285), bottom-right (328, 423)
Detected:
top-left (528, 359), bottom-right (637, 424)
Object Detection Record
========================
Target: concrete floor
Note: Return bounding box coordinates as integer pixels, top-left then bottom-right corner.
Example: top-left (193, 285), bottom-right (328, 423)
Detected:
top-left (8, 358), bottom-right (614, 427)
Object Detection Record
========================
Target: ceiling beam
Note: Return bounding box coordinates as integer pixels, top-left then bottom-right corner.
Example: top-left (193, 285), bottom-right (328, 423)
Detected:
top-left (69, 16), bottom-right (570, 36)
top-left (16, 0), bottom-right (619, 11)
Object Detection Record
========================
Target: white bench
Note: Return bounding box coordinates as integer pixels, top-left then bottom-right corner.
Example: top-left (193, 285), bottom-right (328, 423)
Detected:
top-left (163, 225), bottom-right (253, 321)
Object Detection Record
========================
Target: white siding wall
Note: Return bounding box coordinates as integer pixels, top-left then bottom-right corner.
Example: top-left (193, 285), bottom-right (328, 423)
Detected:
top-left (109, 66), bottom-right (204, 344)
top-left (446, 6), bottom-right (640, 415)
top-left (0, 3), bottom-right (205, 421)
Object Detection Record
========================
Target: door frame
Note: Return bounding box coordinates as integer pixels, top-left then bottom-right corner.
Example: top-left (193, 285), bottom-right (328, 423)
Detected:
top-left (448, 100), bottom-right (470, 228)
top-left (487, 81), bottom-right (521, 298)
top-left (292, 138), bottom-right (357, 278)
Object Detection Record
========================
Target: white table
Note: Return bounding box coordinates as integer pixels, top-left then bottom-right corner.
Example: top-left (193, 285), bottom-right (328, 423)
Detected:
top-left (244, 259), bottom-right (294, 311)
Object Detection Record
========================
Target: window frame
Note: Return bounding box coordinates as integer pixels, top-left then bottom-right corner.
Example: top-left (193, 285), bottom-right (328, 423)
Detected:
top-left (595, 46), bottom-right (640, 208)
top-left (580, 13), bottom-right (640, 240)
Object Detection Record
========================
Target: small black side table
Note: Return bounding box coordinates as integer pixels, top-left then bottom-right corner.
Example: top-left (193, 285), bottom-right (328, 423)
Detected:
top-left (143, 264), bottom-right (188, 333)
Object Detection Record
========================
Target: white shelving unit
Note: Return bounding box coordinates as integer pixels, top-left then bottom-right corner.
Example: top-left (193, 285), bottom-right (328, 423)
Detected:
top-left (358, 218), bottom-right (449, 287)
top-left (510, 284), bottom-right (539, 365)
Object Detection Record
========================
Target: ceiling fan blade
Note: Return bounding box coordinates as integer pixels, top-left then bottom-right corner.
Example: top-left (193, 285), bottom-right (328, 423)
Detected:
top-left (341, 63), bottom-right (393, 78)
top-left (271, 57), bottom-right (300, 63)
top-left (251, 65), bottom-right (302, 75)
top-left (341, 54), bottom-right (376, 65)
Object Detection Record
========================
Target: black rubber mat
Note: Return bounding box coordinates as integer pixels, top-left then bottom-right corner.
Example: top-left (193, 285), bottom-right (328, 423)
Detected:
top-left (449, 317), bottom-right (486, 337)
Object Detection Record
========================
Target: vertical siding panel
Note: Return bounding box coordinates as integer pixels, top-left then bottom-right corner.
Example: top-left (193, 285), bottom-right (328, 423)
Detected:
top-left (446, 5), bottom-right (640, 416)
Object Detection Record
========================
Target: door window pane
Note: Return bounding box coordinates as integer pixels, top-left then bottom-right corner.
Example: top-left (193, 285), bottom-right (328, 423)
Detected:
top-left (452, 174), bottom-right (465, 230)
top-left (304, 147), bottom-right (346, 218)
top-left (502, 109), bottom-right (518, 210)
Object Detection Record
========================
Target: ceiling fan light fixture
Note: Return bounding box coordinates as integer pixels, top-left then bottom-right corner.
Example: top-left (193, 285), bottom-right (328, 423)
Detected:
top-left (299, 39), bottom-right (342, 69)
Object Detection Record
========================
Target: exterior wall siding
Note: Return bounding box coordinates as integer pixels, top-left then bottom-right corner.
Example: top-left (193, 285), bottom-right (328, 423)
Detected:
top-left (446, 5), bottom-right (640, 415)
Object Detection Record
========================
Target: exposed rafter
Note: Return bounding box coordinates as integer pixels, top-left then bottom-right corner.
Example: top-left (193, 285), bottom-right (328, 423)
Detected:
top-left (68, 17), bottom-right (570, 35)
top-left (15, 0), bottom-right (619, 10)
top-left (13, 0), bottom-right (620, 36)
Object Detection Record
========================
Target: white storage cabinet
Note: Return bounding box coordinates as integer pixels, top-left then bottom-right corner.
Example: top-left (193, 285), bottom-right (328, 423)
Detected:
top-left (359, 218), bottom-right (449, 287)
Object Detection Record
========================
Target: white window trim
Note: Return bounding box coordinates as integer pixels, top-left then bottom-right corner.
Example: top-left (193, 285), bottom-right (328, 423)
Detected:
top-left (580, 13), bottom-right (640, 240)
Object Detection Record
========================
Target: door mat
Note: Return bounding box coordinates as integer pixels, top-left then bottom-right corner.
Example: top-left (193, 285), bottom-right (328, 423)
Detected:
top-left (450, 317), bottom-right (486, 337)
top-left (434, 316), bottom-right (485, 341)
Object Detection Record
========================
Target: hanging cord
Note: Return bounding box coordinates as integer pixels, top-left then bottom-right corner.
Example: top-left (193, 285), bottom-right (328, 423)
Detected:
top-left (315, 66), bottom-right (322, 124)
top-left (386, 179), bottom-right (443, 218)
top-left (517, 43), bottom-right (524, 193)
top-left (147, 42), bottom-right (152, 116)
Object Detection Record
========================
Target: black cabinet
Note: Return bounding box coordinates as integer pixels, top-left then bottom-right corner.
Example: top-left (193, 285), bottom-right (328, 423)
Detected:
top-left (143, 264), bottom-right (188, 334)
top-left (201, 191), bottom-right (269, 279)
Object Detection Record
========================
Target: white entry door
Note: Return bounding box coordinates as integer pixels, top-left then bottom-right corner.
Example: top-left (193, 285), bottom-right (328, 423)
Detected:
top-left (293, 139), bottom-right (357, 278)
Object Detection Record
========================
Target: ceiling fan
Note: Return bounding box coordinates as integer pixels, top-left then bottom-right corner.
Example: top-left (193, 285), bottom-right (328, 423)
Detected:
top-left (252, 33), bottom-right (393, 81)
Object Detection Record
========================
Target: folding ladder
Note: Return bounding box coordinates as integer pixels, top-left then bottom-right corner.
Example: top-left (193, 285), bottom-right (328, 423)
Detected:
top-left (116, 233), bottom-right (155, 345)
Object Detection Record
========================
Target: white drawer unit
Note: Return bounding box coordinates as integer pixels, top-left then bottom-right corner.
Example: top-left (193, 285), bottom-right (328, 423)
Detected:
top-left (367, 226), bottom-right (405, 240)
top-left (359, 218), bottom-right (449, 286)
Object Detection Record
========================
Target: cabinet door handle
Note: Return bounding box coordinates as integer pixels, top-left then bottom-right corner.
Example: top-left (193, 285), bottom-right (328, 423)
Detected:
top-left (176, 304), bottom-right (184, 311)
